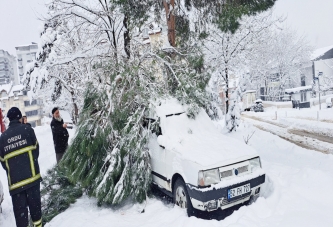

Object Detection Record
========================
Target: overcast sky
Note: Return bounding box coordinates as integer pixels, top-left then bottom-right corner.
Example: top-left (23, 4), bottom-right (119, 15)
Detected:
top-left (0, 0), bottom-right (333, 56)
top-left (274, 0), bottom-right (333, 49)
top-left (0, 0), bottom-right (46, 55)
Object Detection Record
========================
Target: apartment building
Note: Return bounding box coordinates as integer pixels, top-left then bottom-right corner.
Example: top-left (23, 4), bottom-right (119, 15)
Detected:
top-left (15, 43), bottom-right (38, 83)
top-left (0, 83), bottom-right (43, 127)
top-left (0, 49), bottom-right (19, 85)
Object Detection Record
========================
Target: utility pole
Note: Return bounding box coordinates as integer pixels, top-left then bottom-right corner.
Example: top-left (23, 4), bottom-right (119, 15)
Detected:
top-left (317, 72), bottom-right (323, 110)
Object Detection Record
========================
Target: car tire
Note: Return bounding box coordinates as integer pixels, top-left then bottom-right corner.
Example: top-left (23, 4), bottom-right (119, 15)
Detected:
top-left (173, 178), bottom-right (196, 217)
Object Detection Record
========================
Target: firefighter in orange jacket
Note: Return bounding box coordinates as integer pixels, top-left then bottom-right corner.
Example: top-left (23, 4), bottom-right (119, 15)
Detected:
top-left (0, 107), bottom-right (42, 227)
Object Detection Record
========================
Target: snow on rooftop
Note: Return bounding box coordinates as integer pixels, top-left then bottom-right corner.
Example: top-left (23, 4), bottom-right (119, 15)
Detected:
top-left (311, 45), bottom-right (333, 60)
top-left (0, 83), bottom-right (13, 93)
top-left (0, 83), bottom-right (26, 99)
top-left (285, 85), bottom-right (312, 93)
top-left (15, 43), bottom-right (38, 50)
top-left (8, 84), bottom-right (24, 97)
top-left (244, 90), bottom-right (256, 93)
top-left (12, 84), bottom-right (25, 91)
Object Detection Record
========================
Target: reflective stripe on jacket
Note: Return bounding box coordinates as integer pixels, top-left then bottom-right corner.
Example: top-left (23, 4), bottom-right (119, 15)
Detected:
top-left (0, 120), bottom-right (42, 195)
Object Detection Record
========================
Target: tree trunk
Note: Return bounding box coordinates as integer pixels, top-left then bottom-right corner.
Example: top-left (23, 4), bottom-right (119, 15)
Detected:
top-left (163, 0), bottom-right (176, 47)
top-left (123, 14), bottom-right (130, 59)
top-left (264, 79), bottom-right (268, 101)
top-left (73, 102), bottom-right (79, 124)
top-left (70, 90), bottom-right (79, 124)
top-left (225, 66), bottom-right (229, 114)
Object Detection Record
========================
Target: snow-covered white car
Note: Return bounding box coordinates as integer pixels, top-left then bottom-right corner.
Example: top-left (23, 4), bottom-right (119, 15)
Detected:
top-left (146, 99), bottom-right (265, 216)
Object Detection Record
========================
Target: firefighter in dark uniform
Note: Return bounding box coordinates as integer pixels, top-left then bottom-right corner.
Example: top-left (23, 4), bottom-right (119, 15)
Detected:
top-left (0, 107), bottom-right (42, 227)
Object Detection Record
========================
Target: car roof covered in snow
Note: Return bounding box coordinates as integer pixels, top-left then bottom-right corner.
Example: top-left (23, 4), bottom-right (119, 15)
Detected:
top-left (152, 98), bottom-right (259, 168)
top-left (154, 98), bottom-right (186, 117)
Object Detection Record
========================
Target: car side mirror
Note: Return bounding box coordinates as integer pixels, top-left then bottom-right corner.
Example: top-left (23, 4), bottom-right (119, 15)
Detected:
top-left (157, 135), bottom-right (166, 149)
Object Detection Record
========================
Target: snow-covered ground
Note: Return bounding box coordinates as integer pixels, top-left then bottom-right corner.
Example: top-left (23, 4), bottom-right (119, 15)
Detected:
top-left (1, 119), bottom-right (333, 227)
top-left (257, 101), bottom-right (333, 122)
top-left (242, 103), bottom-right (333, 154)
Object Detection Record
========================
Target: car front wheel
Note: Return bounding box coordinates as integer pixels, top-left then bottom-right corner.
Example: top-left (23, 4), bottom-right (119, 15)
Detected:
top-left (173, 178), bottom-right (196, 216)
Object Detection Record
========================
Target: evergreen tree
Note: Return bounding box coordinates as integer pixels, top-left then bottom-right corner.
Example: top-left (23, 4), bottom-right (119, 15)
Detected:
top-left (61, 39), bottom-right (211, 204)
top-left (41, 166), bottom-right (82, 225)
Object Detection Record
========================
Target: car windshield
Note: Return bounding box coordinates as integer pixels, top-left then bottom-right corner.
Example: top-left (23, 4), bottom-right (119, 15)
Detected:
top-left (163, 110), bottom-right (216, 139)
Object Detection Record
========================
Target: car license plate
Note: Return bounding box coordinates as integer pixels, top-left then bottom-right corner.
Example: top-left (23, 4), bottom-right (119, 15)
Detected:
top-left (228, 183), bottom-right (250, 199)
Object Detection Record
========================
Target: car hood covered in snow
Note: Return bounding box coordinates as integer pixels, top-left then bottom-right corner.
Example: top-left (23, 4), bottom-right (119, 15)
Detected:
top-left (155, 99), bottom-right (259, 169)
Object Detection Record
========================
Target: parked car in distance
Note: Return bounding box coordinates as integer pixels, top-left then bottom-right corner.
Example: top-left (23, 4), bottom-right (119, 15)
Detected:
top-left (244, 99), bottom-right (264, 112)
top-left (251, 99), bottom-right (264, 112)
top-left (146, 99), bottom-right (266, 216)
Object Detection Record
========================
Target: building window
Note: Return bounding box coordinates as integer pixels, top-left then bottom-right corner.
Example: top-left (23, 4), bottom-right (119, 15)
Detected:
top-left (301, 91), bottom-right (307, 102)
top-left (24, 100), bottom-right (37, 106)
top-left (28, 121), bottom-right (36, 127)
top-left (301, 75), bottom-right (306, 86)
top-left (26, 110), bottom-right (38, 117)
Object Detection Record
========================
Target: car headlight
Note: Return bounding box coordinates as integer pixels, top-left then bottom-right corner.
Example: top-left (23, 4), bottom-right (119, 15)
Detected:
top-left (198, 168), bottom-right (220, 186)
top-left (249, 157), bottom-right (261, 172)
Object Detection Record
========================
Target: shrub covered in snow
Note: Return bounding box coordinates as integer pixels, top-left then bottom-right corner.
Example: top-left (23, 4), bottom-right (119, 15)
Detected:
top-left (41, 166), bottom-right (82, 225)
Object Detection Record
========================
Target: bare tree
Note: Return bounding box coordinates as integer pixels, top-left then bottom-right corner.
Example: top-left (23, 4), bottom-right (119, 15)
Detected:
top-left (203, 11), bottom-right (276, 114)
top-left (247, 27), bottom-right (313, 100)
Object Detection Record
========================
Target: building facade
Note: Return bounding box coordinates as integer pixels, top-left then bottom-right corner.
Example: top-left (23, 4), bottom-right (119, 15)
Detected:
top-left (0, 84), bottom-right (43, 127)
top-left (312, 45), bottom-right (333, 96)
top-left (15, 43), bottom-right (38, 83)
top-left (0, 50), bottom-right (19, 85)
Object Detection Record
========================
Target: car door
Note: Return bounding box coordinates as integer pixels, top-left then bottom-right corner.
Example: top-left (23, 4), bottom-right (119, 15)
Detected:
top-left (145, 118), bottom-right (167, 188)
top-left (150, 137), bottom-right (167, 188)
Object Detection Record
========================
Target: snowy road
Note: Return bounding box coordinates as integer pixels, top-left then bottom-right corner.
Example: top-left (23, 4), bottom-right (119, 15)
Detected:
top-left (242, 114), bottom-right (333, 154)
top-left (1, 123), bottom-right (333, 227)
